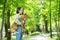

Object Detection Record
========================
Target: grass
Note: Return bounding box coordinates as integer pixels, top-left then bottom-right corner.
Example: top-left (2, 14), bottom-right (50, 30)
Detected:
top-left (48, 34), bottom-right (57, 40)
top-left (3, 36), bottom-right (16, 40)
top-left (51, 34), bottom-right (57, 40)
top-left (30, 31), bottom-right (41, 36)
top-left (3, 34), bottom-right (30, 40)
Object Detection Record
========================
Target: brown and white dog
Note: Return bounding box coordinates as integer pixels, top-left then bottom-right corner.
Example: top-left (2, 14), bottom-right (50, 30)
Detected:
top-left (10, 13), bottom-right (29, 32)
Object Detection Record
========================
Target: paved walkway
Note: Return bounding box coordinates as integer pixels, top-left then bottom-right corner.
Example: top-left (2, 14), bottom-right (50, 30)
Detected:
top-left (30, 34), bottom-right (51, 40)
top-left (30, 32), bottom-right (57, 40)
top-left (2, 32), bottom-right (57, 40)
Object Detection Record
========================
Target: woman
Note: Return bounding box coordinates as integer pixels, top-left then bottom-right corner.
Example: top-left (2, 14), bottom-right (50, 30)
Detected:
top-left (14, 6), bottom-right (23, 40)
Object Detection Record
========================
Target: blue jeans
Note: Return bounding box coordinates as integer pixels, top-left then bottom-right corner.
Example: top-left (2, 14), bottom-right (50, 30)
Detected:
top-left (16, 25), bottom-right (22, 40)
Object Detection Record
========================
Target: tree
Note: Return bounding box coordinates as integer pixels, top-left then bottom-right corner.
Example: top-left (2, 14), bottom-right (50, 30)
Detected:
top-left (0, 0), bottom-right (7, 40)
top-left (7, 10), bottom-right (11, 40)
top-left (57, 0), bottom-right (60, 40)
top-left (50, 0), bottom-right (52, 38)
top-left (43, 15), bottom-right (49, 33)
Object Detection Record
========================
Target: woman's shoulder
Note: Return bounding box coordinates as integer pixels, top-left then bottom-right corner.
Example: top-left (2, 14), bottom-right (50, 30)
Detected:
top-left (15, 14), bottom-right (21, 19)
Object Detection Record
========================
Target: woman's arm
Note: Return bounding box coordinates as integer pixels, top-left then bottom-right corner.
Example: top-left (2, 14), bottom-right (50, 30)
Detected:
top-left (14, 14), bottom-right (21, 25)
top-left (14, 18), bottom-right (21, 25)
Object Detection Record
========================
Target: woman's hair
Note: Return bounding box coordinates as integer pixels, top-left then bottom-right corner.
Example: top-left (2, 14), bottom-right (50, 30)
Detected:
top-left (16, 6), bottom-right (22, 14)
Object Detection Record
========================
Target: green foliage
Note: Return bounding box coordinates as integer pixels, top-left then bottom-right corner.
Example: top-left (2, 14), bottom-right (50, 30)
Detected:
top-left (0, 0), bottom-right (59, 32)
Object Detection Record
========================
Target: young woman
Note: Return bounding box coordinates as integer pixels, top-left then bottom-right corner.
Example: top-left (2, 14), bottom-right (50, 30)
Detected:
top-left (14, 7), bottom-right (23, 40)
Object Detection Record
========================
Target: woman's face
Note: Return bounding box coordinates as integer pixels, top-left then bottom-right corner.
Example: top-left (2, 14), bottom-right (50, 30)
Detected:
top-left (19, 8), bottom-right (23, 14)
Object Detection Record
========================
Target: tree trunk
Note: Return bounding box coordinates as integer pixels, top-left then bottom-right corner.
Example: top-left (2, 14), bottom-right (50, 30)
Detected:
top-left (57, 0), bottom-right (60, 40)
top-left (50, 0), bottom-right (52, 38)
top-left (45, 20), bottom-right (49, 33)
top-left (5, 23), bottom-right (8, 37)
top-left (6, 10), bottom-right (11, 40)
top-left (0, 0), bottom-right (7, 40)
top-left (54, 17), bottom-right (58, 32)
top-left (36, 24), bottom-right (42, 32)
top-left (43, 15), bottom-right (48, 33)
top-left (0, 30), bottom-right (1, 40)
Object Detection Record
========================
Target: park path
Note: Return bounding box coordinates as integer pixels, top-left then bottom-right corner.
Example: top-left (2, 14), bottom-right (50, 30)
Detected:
top-left (3, 32), bottom-right (57, 40)
top-left (30, 32), bottom-right (57, 40)
top-left (30, 34), bottom-right (51, 40)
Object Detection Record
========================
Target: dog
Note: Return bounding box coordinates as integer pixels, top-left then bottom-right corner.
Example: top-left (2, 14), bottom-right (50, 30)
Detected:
top-left (10, 14), bottom-right (29, 32)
